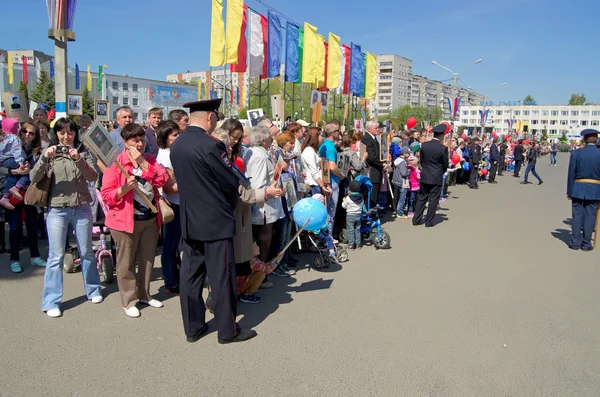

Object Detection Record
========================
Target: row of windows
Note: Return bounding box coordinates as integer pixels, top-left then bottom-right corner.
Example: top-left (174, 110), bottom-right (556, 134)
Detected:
top-left (462, 119), bottom-right (600, 126)
top-left (111, 81), bottom-right (139, 91)
top-left (464, 109), bottom-right (600, 117)
top-left (112, 97), bottom-right (139, 106)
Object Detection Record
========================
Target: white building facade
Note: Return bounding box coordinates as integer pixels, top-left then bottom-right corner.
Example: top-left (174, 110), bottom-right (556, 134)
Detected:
top-left (457, 104), bottom-right (600, 138)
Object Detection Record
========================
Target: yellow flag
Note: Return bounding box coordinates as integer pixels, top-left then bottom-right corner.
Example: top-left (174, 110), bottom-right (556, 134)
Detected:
top-left (197, 79), bottom-right (201, 100)
top-left (315, 34), bottom-right (326, 88)
top-left (302, 22), bottom-right (319, 85)
top-left (327, 33), bottom-right (341, 90)
top-left (365, 52), bottom-right (377, 99)
top-left (225, 0), bottom-right (244, 64)
top-left (7, 54), bottom-right (13, 84)
top-left (210, 0), bottom-right (225, 67)
top-left (86, 65), bottom-right (92, 91)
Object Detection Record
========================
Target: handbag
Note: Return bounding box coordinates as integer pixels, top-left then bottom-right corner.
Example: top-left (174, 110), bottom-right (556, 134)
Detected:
top-left (157, 196), bottom-right (174, 224)
top-left (24, 165), bottom-right (52, 207)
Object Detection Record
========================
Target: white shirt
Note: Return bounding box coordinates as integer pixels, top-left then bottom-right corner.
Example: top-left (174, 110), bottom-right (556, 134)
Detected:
top-left (156, 148), bottom-right (179, 205)
top-left (301, 146), bottom-right (321, 187)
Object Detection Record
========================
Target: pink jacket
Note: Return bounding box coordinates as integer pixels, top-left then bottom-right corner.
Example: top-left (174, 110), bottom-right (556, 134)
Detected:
top-left (101, 150), bottom-right (169, 233)
top-left (408, 165), bottom-right (420, 191)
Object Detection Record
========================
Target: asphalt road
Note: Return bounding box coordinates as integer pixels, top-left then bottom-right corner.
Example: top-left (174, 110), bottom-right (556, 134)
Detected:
top-left (1, 153), bottom-right (599, 397)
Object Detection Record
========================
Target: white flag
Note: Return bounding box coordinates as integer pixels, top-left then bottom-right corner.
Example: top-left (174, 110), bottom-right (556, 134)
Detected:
top-left (337, 46), bottom-right (346, 94)
top-left (29, 101), bottom-right (39, 117)
top-left (35, 57), bottom-right (41, 80)
top-left (248, 9), bottom-right (264, 77)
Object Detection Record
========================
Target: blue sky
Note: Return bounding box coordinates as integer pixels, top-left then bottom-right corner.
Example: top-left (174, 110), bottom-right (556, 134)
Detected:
top-left (1, 0), bottom-right (598, 105)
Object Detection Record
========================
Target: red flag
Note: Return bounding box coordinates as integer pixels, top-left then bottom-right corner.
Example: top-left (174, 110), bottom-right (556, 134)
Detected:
top-left (318, 41), bottom-right (329, 92)
top-left (342, 44), bottom-right (351, 94)
top-left (47, 108), bottom-right (55, 121)
top-left (230, 86), bottom-right (235, 104)
top-left (230, 4), bottom-right (248, 73)
top-left (259, 14), bottom-right (268, 79)
top-left (22, 55), bottom-right (28, 85)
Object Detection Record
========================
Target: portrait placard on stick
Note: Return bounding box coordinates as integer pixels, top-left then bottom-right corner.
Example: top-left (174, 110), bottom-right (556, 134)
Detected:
top-left (94, 100), bottom-right (110, 122)
top-left (67, 94), bottom-right (83, 116)
top-left (2, 91), bottom-right (28, 121)
top-left (380, 133), bottom-right (390, 163)
top-left (321, 157), bottom-right (330, 184)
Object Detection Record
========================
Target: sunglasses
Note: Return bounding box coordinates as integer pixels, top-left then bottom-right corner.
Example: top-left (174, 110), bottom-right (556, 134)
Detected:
top-left (20, 129), bottom-right (36, 136)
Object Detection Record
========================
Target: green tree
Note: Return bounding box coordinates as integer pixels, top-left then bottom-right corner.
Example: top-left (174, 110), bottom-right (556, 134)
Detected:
top-left (82, 86), bottom-right (94, 118)
top-left (524, 95), bottom-right (535, 104)
top-left (541, 128), bottom-right (548, 142)
top-left (19, 81), bottom-right (30, 112)
top-left (30, 69), bottom-right (55, 110)
top-left (568, 93), bottom-right (587, 105)
top-left (559, 132), bottom-right (568, 143)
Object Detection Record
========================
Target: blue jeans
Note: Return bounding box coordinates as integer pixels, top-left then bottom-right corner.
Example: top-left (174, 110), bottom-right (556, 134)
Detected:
top-left (524, 163), bottom-right (542, 183)
top-left (161, 202), bottom-right (181, 289)
top-left (277, 214), bottom-right (293, 263)
top-left (317, 229), bottom-right (335, 251)
top-left (396, 188), bottom-right (408, 215)
top-left (6, 203), bottom-right (40, 262)
top-left (440, 174), bottom-right (447, 200)
top-left (326, 181), bottom-right (340, 236)
top-left (550, 152), bottom-right (557, 165)
top-left (42, 206), bottom-right (102, 311)
top-left (346, 213), bottom-right (361, 246)
top-left (407, 191), bottom-right (417, 213)
top-left (2, 158), bottom-right (30, 196)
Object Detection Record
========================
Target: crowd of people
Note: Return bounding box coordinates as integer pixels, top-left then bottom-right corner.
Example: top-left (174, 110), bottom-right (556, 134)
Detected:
top-left (0, 98), bottom-right (575, 343)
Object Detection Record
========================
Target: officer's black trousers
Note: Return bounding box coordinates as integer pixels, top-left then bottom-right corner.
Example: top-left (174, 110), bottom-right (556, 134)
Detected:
top-left (498, 160), bottom-right (505, 175)
top-left (469, 166), bottom-right (479, 188)
top-left (412, 183), bottom-right (442, 227)
top-left (514, 160), bottom-right (523, 177)
top-left (489, 163), bottom-right (498, 182)
top-left (180, 237), bottom-right (238, 340)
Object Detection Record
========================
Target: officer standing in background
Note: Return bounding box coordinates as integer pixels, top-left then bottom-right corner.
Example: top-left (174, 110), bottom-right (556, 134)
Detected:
top-left (469, 136), bottom-right (482, 189)
top-left (566, 128), bottom-right (600, 251)
top-left (498, 138), bottom-right (508, 176)
top-left (513, 139), bottom-right (525, 177)
top-left (171, 98), bottom-right (257, 344)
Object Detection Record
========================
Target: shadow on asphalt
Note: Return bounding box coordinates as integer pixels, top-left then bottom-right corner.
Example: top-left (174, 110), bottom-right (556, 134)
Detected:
top-left (551, 229), bottom-right (571, 247)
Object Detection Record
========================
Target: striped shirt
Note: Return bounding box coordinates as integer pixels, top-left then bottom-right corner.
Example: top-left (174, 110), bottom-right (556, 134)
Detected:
top-left (0, 134), bottom-right (26, 164)
top-left (132, 167), bottom-right (156, 221)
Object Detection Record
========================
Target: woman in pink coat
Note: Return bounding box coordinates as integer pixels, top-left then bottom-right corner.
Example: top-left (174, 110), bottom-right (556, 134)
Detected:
top-left (101, 124), bottom-right (169, 318)
top-left (406, 155), bottom-right (421, 217)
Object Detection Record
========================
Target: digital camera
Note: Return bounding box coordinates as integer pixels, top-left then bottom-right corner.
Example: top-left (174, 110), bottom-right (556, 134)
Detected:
top-left (56, 145), bottom-right (70, 154)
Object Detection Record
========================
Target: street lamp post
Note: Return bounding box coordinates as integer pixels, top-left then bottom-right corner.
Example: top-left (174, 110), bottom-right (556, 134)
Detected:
top-left (431, 59), bottom-right (482, 121)
top-left (47, 0), bottom-right (77, 119)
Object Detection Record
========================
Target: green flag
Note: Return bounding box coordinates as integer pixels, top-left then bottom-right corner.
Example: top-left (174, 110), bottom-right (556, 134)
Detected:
top-left (98, 65), bottom-right (103, 92)
top-left (296, 28), bottom-right (304, 85)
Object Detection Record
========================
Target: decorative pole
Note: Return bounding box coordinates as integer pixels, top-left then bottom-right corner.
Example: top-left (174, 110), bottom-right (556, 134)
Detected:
top-left (47, 0), bottom-right (77, 119)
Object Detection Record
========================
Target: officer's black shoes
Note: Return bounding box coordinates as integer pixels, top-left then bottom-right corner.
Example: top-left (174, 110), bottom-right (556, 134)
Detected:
top-left (186, 324), bottom-right (209, 343)
top-left (489, 181), bottom-right (498, 184)
top-left (568, 245), bottom-right (580, 251)
top-left (218, 329), bottom-right (258, 344)
top-left (520, 181), bottom-right (531, 185)
top-left (582, 247), bottom-right (594, 252)
top-left (538, 181), bottom-right (544, 185)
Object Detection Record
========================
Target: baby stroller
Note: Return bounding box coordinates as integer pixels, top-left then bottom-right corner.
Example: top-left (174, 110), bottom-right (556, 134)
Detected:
top-left (64, 189), bottom-right (115, 284)
top-left (339, 175), bottom-right (391, 249)
top-left (306, 231), bottom-right (349, 270)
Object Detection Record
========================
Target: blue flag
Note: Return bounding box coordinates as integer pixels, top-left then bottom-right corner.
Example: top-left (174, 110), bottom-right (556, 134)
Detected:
top-left (349, 43), bottom-right (363, 96)
top-left (285, 22), bottom-right (299, 82)
top-left (75, 63), bottom-right (80, 90)
top-left (49, 60), bottom-right (54, 79)
top-left (268, 11), bottom-right (282, 78)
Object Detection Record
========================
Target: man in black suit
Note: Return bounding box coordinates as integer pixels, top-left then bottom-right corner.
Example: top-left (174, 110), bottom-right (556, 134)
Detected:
top-left (412, 124), bottom-right (449, 227)
top-left (469, 136), bottom-right (482, 189)
top-left (498, 138), bottom-right (508, 176)
top-left (513, 139), bottom-right (525, 177)
top-left (489, 137), bottom-right (499, 183)
top-left (171, 98), bottom-right (257, 345)
top-left (361, 120), bottom-right (388, 209)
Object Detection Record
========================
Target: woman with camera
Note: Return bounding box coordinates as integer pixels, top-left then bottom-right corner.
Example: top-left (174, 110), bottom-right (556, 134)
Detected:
top-left (101, 123), bottom-right (169, 318)
top-left (31, 118), bottom-right (103, 318)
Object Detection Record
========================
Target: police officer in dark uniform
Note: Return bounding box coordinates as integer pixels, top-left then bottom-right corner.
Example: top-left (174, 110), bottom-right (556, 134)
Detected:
top-left (566, 128), bottom-right (600, 251)
top-left (469, 136), bottom-right (481, 189)
top-left (170, 98), bottom-right (257, 344)
top-left (498, 138), bottom-right (508, 176)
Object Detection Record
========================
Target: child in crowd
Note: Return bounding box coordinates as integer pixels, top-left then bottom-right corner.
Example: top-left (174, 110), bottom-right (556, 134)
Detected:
top-left (237, 241), bottom-right (282, 304)
top-left (0, 118), bottom-right (29, 210)
top-left (406, 154), bottom-right (420, 217)
top-left (312, 193), bottom-right (338, 262)
top-left (392, 147), bottom-right (411, 218)
top-left (389, 137), bottom-right (402, 164)
top-left (341, 180), bottom-right (364, 249)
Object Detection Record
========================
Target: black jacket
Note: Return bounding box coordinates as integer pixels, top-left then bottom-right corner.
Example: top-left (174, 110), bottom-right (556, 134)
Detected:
top-left (499, 143), bottom-right (508, 162)
top-left (514, 144), bottom-right (525, 161)
top-left (419, 138), bottom-right (448, 186)
top-left (490, 144), bottom-right (500, 162)
top-left (361, 133), bottom-right (384, 182)
top-left (526, 148), bottom-right (537, 164)
top-left (170, 126), bottom-right (240, 241)
top-left (469, 144), bottom-right (481, 166)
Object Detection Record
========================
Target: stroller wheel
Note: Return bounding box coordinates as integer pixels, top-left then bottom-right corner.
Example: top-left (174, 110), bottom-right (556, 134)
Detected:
top-left (313, 256), bottom-right (323, 269)
top-left (64, 253), bottom-right (75, 273)
top-left (101, 256), bottom-right (114, 284)
top-left (373, 230), bottom-right (391, 249)
top-left (337, 249), bottom-right (349, 263)
top-left (338, 229), bottom-right (349, 244)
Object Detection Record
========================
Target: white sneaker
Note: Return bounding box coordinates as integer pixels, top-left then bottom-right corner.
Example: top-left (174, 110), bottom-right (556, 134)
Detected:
top-left (123, 306), bottom-right (140, 318)
top-left (91, 295), bottom-right (104, 304)
top-left (139, 299), bottom-right (163, 308)
top-left (46, 308), bottom-right (62, 318)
